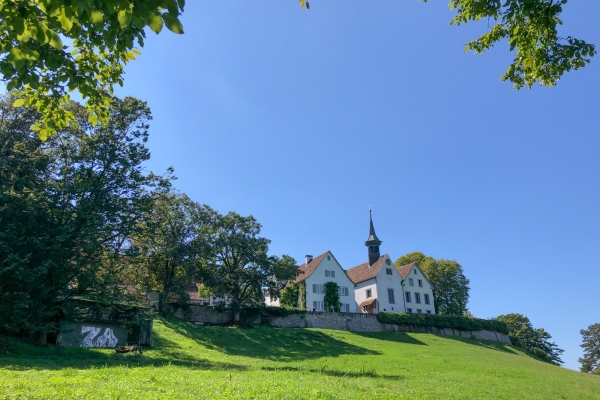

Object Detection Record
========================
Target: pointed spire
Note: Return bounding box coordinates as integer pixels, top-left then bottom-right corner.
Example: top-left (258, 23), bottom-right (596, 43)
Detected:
top-left (367, 208), bottom-right (380, 243)
top-left (365, 208), bottom-right (382, 266)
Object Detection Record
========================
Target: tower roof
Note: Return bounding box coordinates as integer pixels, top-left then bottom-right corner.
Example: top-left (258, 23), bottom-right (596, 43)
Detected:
top-left (365, 209), bottom-right (382, 245)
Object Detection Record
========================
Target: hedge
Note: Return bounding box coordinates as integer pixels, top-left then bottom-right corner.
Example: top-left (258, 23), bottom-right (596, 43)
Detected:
top-left (377, 312), bottom-right (509, 335)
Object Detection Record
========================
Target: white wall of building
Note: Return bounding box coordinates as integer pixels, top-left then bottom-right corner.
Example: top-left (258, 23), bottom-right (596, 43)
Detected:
top-left (402, 265), bottom-right (435, 314)
top-left (354, 279), bottom-right (378, 313)
top-left (374, 257), bottom-right (405, 313)
top-left (305, 253), bottom-right (356, 313)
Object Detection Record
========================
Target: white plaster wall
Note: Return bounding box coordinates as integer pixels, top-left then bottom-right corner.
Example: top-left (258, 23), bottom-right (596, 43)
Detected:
top-left (264, 296), bottom-right (280, 307)
top-left (402, 265), bottom-right (435, 314)
top-left (354, 279), bottom-right (378, 313)
top-left (305, 253), bottom-right (356, 313)
top-left (375, 256), bottom-right (405, 313)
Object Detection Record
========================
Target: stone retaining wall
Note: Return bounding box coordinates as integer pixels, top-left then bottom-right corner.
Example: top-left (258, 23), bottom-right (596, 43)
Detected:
top-left (173, 305), bottom-right (511, 345)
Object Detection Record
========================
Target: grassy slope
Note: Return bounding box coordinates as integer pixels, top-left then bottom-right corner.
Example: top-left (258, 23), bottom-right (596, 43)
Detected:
top-left (0, 318), bottom-right (598, 399)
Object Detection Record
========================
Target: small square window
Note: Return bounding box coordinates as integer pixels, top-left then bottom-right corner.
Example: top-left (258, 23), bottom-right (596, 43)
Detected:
top-left (366, 289), bottom-right (372, 298)
top-left (418, 279), bottom-right (423, 287)
top-left (386, 268), bottom-right (393, 275)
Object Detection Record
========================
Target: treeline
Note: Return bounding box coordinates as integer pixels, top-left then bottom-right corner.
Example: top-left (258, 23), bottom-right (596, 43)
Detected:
top-left (0, 96), bottom-right (298, 344)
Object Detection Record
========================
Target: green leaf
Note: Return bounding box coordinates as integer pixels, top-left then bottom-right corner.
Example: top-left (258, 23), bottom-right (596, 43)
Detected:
top-left (148, 12), bottom-right (163, 34)
top-left (90, 11), bottom-right (104, 25)
top-left (11, 17), bottom-right (25, 35)
top-left (13, 98), bottom-right (25, 107)
top-left (162, 14), bottom-right (184, 34)
top-left (58, 9), bottom-right (74, 31)
top-left (48, 30), bottom-right (63, 50)
top-left (118, 9), bottom-right (133, 29)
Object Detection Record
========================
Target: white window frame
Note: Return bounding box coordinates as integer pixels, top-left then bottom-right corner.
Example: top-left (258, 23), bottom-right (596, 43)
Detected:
top-left (415, 292), bottom-right (421, 304)
top-left (313, 284), bottom-right (324, 294)
top-left (417, 309), bottom-right (422, 313)
top-left (366, 289), bottom-right (372, 298)
top-left (418, 279), bottom-right (423, 287)
top-left (325, 270), bottom-right (335, 278)
top-left (414, 269), bottom-right (417, 275)
top-left (338, 286), bottom-right (348, 296)
top-left (405, 291), bottom-right (411, 303)
top-left (313, 301), bottom-right (325, 311)
top-left (407, 308), bottom-right (412, 313)
top-left (388, 288), bottom-right (395, 304)
top-left (426, 310), bottom-right (432, 314)
top-left (424, 294), bottom-right (430, 305)
top-left (409, 278), bottom-right (414, 286)
top-left (386, 268), bottom-right (393, 275)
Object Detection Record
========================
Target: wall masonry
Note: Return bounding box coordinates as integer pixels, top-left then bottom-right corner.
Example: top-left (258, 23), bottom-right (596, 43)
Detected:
top-left (174, 306), bottom-right (512, 345)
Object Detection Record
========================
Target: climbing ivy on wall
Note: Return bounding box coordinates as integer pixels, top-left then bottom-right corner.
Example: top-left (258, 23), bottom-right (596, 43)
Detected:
top-left (299, 282), bottom-right (306, 310)
top-left (323, 282), bottom-right (341, 312)
top-left (279, 285), bottom-right (299, 308)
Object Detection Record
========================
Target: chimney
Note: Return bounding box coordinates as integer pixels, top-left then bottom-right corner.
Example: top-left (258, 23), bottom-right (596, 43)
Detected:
top-left (305, 255), bottom-right (313, 265)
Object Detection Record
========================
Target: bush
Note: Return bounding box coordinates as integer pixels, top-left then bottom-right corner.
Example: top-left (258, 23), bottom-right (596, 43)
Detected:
top-left (377, 312), bottom-right (509, 335)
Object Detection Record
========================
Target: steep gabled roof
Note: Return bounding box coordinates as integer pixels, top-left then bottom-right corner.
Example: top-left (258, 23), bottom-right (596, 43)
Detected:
top-left (293, 251), bottom-right (329, 284)
top-left (395, 262), bottom-right (417, 280)
top-left (346, 255), bottom-right (388, 284)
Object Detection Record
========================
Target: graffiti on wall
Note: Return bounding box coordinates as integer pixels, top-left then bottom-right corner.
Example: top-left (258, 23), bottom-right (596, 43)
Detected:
top-left (80, 326), bottom-right (119, 348)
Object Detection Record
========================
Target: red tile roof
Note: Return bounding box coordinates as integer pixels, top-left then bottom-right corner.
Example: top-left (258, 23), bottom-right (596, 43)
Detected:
top-left (293, 251), bottom-right (329, 284)
top-left (395, 262), bottom-right (416, 280)
top-left (346, 255), bottom-right (388, 284)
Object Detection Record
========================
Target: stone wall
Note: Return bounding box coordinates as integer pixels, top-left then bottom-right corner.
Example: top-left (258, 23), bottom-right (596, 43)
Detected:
top-left (172, 306), bottom-right (512, 345)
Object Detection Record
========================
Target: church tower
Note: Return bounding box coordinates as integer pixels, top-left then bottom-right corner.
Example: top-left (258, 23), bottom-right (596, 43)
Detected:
top-left (365, 209), bottom-right (382, 266)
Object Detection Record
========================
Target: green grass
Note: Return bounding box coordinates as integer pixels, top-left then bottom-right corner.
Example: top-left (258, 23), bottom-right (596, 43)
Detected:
top-left (1, 318), bottom-right (598, 399)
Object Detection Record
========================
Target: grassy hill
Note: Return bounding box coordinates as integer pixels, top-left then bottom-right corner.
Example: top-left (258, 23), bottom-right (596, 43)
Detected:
top-left (1, 318), bottom-right (598, 399)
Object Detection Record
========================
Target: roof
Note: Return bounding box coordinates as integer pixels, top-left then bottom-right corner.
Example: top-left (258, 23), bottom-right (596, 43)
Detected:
top-left (365, 210), bottom-right (382, 244)
top-left (359, 298), bottom-right (377, 308)
top-left (395, 262), bottom-right (417, 280)
top-left (293, 251), bottom-right (329, 284)
top-left (346, 255), bottom-right (388, 284)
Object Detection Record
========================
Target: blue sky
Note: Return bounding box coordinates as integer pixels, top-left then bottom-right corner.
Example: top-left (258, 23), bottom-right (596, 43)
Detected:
top-left (112, 1), bottom-right (599, 370)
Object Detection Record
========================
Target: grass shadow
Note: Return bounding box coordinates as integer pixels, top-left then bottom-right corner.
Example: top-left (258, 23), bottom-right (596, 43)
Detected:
top-left (160, 318), bottom-right (380, 362)
top-left (351, 331), bottom-right (427, 346)
top-left (260, 365), bottom-right (405, 380)
top-left (436, 334), bottom-right (520, 356)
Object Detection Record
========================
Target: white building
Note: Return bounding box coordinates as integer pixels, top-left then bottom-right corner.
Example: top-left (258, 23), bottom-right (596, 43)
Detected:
top-left (348, 211), bottom-right (436, 315)
top-left (268, 251), bottom-right (356, 312)
top-left (395, 261), bottom-right (436, 314)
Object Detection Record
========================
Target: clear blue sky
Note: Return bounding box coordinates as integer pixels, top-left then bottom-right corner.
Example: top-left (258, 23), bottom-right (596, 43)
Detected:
top-left (113, 1), bottom-right (599, 370)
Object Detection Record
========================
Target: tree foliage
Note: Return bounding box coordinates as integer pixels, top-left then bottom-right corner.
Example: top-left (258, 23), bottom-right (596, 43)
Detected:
top-left (279, 284), bottom-right (299, 308)
top-left (323, 281), bottom-right (341, 312)
top-left (439, 0), bottom-right (595, 88)
top-left (495, 313), bottom-right (564, 365)
top-left (130, 192), bottom-right (216, 312)
top-left (0, 95), bottom-right (164, 342)
top-left (395, 252), bottom-right (470, 315)
top-left (0, 0), bottom-right (185, 139)
top-left (200, 212), bottom-right (298, 316)
top-left (579, 323), bottom-right (600, 374)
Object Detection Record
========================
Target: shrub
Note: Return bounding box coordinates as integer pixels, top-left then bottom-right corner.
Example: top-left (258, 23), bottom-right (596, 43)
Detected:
top-left (377, 312), bottom-right (509, 335)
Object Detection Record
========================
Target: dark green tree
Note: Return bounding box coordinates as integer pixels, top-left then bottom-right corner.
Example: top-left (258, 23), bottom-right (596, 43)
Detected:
top-left (395, 252), bottom-right (470, 315)
top-left (495, 313), bottom-right (564, 365)
top-left (0, 95), bottom-right (164, 343)
top-left (323, 281), bottom-right (341, 312)
top-left (201, 212), bottom-right (298, 320)
top-left (579, 323), bottom-right (600, 374)
top-left (131, 192), bottom-right (217, 312)
top-left (279, 285), bottom-right (299, 308)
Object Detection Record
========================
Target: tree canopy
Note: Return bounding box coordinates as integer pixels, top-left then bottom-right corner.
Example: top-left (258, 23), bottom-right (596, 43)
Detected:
top-left (579, 323), bottom-right (600, 374)
top-left (395, 252), bottom-right (470, 315)
top-left (495, 313), bottom-right (564, 365)
top-left (0, 0), bottom-right (185, 139)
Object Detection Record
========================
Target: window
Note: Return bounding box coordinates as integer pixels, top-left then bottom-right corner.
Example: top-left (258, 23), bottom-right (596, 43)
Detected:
top-left (312, 284), bottom-right (324, 294)
top-left (426, 310), bottom-right (432, 314)
top-left (405, 291), bottom-right (411, 303)
top-left (409, 278), bottom-right (414, 286)
top-left (313, 301), bottom-right (324, 311)
top-left (325, 270), bottom-right (335, 278)
top-left (388, 288), bottom-right (395, 304)
top-left (414, 269), bottom-right (417, 275)
top-left (327, 255), bottom-right (331, 260)
top-left (339, 286), bottom-right (349, 296)
top-left (386, 268), bottom-right (393, 275)
top-left (415, 293), bottom-right (421, 304)
top-left (417, 309), bottom-right (422, 313)
top-left (340, 303), bottom-right (350, 312)
top-left (366, 289), bottom-right (372, 298)
top-left (424, 294), bottom-right (430, 305)
top-left (407, 308), bottom-right (412, 313)
top-left (418, 279), bottom-right (423, 287)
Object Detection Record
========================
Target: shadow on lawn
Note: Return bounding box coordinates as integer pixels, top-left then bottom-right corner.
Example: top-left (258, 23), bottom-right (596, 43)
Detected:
top-left (161, 319), bottom-right (380, 361)
top-left (261, 365), bottom-right (405, 380)
top-left (351, 331), bottom-right (427, 346)
top-left (437, 335), bottom-right (520, 356)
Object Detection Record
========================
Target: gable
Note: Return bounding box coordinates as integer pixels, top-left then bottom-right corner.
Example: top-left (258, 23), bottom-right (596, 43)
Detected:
top-left (347, 255), bottom-right (387, 284)
top-left (395, 262), bottom-right (433, 288)
top-left (293, 251), bottom-right (329, 284)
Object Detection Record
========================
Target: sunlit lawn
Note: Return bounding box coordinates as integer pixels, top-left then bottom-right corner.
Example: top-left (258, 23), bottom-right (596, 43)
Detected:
top-left (1, 318), bottom-right (598, 399)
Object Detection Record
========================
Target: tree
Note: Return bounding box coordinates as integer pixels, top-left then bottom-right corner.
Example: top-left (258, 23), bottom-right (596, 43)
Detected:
top-left (395, 252), bottom-right (470, 315)
top-left (323, 281), bottom-right (341, 312)
top-left (579, 323), bottom-right (600, 374)
top-left (0, 1), bottom-right (185, 139)
top-left (427, 0), bottom-right (595, 88)
top-left (279, 285), bottom-right (299, 308)
top-left (0, 95), bottom-right (165, 342)
top-left (495, 313), bottom-right (564, 365)
top-left (200, 212), bottom-right (298, 320)
top-left (131, 192), bottom-right (216, 312)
